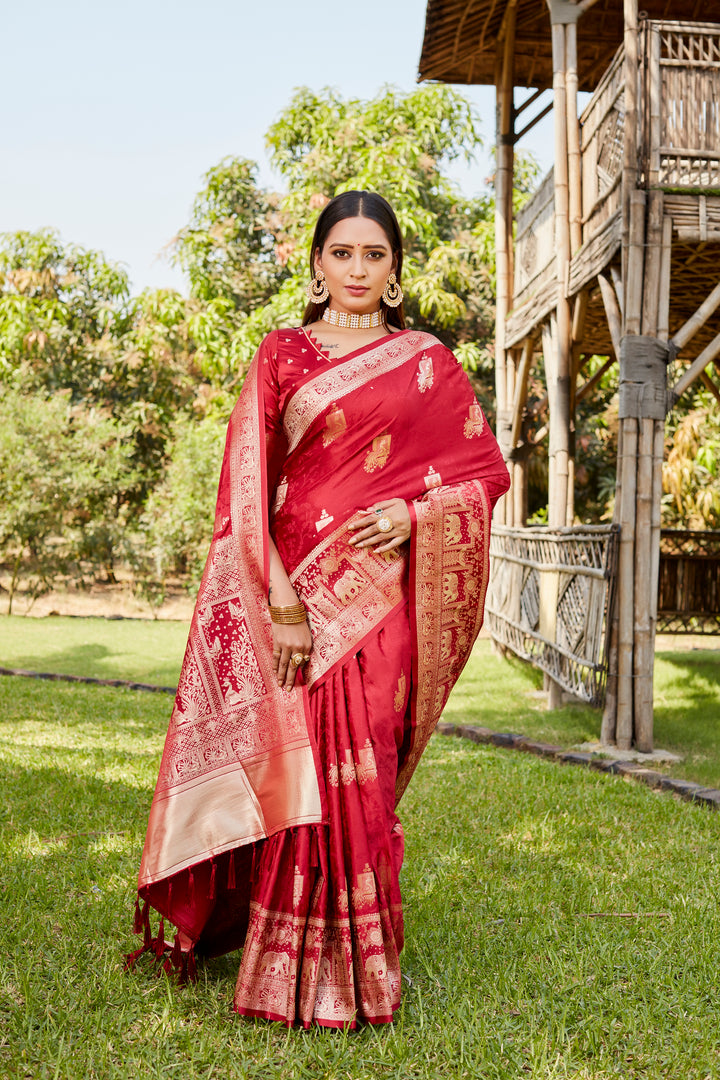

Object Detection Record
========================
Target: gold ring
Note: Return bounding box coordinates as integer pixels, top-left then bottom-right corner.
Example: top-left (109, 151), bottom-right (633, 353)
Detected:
top-left (303, 654), bottom-right (311, 663)
top-left (377, 516), bottom-right (393, 534)
top-left (290, 653), bottom-right (305, 668)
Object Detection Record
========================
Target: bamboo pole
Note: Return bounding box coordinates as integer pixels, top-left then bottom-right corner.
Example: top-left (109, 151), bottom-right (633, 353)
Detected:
top-left (670, 279), bottom-right (720, 353)
top-left (493, 3), bottom-right (517, 524)
top-left (616, 416), bottom-right (638, 750)
top-left (626, 191), bottom-right (647, 335)
top-left (671, 330), bottom-right (720, 401)
top-left (656, 217), bottom-right (673, 342)
top-left (613, 0), bottom-right (642, 749)
top-left (513, 457), bottom-right (526, 526)
top-left (700, 370), bottom-right (720, 408)
top-left (505, 349), bottom-right (518, 526)
top-left (632, 191), bottom-right (664, 751)
top-left (566, 20), bottom-right (582, 256)
top-left (548, 12), bottom-right (572, 530)
top-left (601, 412), bottom-right (623, 745)
top-left (621, 0), bottom-right (640, 296)
top-left (641, 192), bottom-right (664, 338)
top-left (511, 337), bottom-right (534, 446)
top-left (633, 415), bottom-right (655, 751)
top-left (598, 273), bottom-right (622, 358)
top-left (542, 318), bottom-right (557, 523)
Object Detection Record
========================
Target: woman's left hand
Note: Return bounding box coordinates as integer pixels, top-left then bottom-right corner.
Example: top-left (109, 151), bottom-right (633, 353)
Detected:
top-left (347, 498), bottom-right (411, 553)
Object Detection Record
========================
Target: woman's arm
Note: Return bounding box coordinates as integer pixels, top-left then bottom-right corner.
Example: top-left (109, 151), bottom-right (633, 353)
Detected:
top-left (268, 535), bottom-right (313, 691)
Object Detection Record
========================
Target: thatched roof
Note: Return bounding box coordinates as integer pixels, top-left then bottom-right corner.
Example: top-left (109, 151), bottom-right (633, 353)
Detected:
top-left (419, 0), bottom-right (720, 91)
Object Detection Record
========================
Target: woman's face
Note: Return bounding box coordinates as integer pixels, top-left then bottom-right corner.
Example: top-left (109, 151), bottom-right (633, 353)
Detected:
top-left (314, 215), bottom-right (396, 316)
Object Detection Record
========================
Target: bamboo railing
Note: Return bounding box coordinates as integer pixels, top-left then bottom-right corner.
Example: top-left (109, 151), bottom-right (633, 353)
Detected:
top-left (485, 525), bottom-right (620, 706)
top-left (657, 529), bottom-right (720, 634)
top-left (511, 19), bottom-right (720, 341)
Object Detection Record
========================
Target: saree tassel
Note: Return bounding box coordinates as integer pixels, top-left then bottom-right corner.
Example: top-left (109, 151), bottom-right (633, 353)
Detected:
top-left (186, 947), bottom-right (197, 983)
top-left (132, 895), bottom-right (145, 934)
top-left (208, 860), bottom-right (217, 900)
top-left (227, 851), bottom-right (236, 890)
top-left (153, 917), bottom-right (166, 959)
top-left (170, 933), bottom-right (182, 970)
top-left (123, 943), bottom-right (149, 971)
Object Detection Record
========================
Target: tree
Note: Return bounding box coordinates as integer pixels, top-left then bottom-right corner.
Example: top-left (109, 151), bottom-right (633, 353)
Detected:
top-left (663, 394), bottom-right (720, 529)
top-left (130, 413), bottom-right (227, 606)
top-left (173, 157), bottom-right (287, 314)
top-left (0, 387), bottom-right (138, 611)
top-left (0, 232), bottom-right (203, 557)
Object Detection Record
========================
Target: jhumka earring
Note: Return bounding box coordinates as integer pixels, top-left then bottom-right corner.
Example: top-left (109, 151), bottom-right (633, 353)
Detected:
top-left (306, 269), bottom-right (329, 304)
top-left (382, 273), bottom-right (403, 307)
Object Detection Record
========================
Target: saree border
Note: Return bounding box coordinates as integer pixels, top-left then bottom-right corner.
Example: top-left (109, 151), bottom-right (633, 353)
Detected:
top-left (289, 514), bottom-right (408, 691)
top-left (398, 479), bottom-right (492, 801)
top-left (138, 349), bottom-right (325, 890)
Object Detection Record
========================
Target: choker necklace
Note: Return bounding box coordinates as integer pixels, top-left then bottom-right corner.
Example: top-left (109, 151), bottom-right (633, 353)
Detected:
top-left (322, 307), bottom-right (383, 330)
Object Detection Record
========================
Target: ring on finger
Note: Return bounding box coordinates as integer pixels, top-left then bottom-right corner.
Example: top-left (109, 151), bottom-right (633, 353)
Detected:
top-left (374, 506), bottom-right (384, 515)
top-left (290, 652), bottom-right (306, 668)
top-left (377, 515), bottom-right (393, 534)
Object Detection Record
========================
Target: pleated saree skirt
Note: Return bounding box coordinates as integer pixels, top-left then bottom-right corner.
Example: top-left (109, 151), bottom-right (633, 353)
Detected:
top-left (233, 601), bottom-right (412, 1028)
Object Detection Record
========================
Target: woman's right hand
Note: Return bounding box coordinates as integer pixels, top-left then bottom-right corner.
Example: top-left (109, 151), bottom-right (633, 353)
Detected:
top-left (272, 619), bottom-right (313, 691)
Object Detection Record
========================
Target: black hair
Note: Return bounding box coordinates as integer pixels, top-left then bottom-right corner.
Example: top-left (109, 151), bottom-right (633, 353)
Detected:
top-left (301, 190), bottom-right (405, 329)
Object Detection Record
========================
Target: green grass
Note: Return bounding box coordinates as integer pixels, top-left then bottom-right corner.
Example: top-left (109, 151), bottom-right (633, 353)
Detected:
top-left (0, 614), bottom-right (189, 687)
top-left (444, 642), bottom-right (720, 789)
top-left (2, 674), bottom-right (720, 1078)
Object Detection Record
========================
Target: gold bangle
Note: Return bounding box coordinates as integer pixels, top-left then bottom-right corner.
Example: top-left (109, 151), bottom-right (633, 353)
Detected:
top-left (270, 611), bottom-right (308, 625)
top-left (269, 602), bottom-right (306, 615)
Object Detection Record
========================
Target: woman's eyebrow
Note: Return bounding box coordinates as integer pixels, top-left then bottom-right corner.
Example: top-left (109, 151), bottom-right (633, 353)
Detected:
top-left (328, 241), bottom-right (389, 250)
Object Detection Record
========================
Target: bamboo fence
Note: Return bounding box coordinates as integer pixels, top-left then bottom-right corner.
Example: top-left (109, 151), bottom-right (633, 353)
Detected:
top-left (485, 524), bottom-right (620, 706)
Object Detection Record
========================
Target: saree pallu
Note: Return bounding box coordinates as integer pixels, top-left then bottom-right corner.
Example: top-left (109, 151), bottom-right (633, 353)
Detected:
top-left (129, 327), bottom-right (510, 1027)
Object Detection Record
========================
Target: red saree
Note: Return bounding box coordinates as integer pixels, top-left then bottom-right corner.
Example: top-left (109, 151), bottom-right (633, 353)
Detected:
top-left (129, 327), bottom-right (509, 1027)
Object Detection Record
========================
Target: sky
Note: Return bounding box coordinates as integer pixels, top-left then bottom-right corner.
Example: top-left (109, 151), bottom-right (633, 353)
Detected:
top-left (4, 0), bottom-right (554, 295)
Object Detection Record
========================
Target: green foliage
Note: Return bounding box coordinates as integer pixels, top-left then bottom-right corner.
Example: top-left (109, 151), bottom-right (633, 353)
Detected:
top-left (132, 413), bottom-right (227, 602)
top-left (573, 355), bottom-right (620, 523)
top-left (663, 394), bottom-right (720, 528)
top-left (0, 228), bottom-right (131, 395)
top-left (0, 387), bottom-right (138, 611)
top-left (174, 158), bottom-right (288, 311)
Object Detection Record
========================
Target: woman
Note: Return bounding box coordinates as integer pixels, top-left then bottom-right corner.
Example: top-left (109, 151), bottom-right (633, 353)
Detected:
top-left (128, 191), bottom-right (510, 1028)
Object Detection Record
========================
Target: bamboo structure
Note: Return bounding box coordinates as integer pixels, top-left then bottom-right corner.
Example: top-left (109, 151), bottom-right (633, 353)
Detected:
top-left (420, 0), bottom-right (720, 749)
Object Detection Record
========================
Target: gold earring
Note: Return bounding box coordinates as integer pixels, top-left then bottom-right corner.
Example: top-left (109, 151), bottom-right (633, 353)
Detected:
top-left (306, 269), bottom-right (329, 304)
top-left (382, 273), bottom-right (403, 308)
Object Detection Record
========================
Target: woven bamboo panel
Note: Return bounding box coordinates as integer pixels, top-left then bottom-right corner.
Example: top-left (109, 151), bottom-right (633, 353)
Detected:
top-left (486, 525), bottom-right (620, 706)
top-left (514, 168), bottom-right (556, 304)
top-left (580, 45), bottom-right (625, 241)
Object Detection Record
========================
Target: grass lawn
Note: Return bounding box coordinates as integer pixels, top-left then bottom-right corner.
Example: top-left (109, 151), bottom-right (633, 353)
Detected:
top-left (0, 615), bottom-right (189, 688)
top-left (1, 674), bottom-right (720, 1078)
